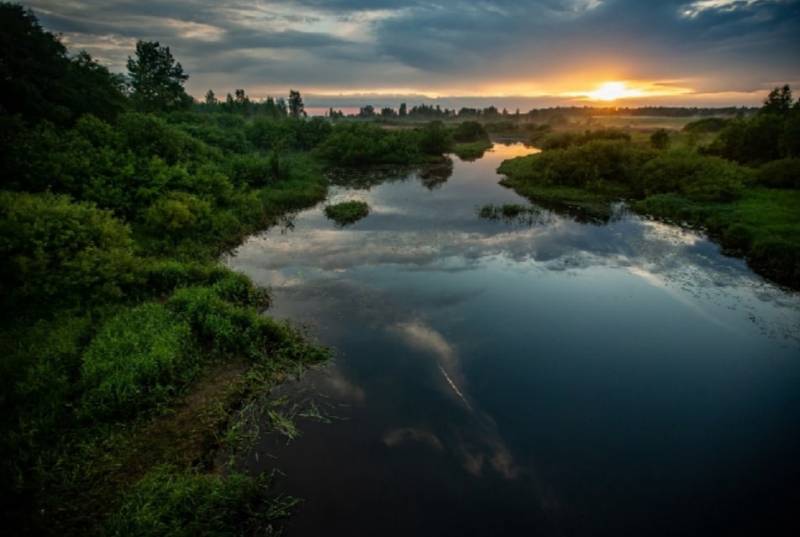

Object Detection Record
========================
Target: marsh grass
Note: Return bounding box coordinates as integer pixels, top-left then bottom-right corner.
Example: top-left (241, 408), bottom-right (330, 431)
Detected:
top-left (453, 140), bottom-right (492, 161)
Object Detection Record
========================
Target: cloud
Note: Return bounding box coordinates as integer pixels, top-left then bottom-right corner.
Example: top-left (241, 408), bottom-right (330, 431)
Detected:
top-left (24, 0), bottom-right (800, 105)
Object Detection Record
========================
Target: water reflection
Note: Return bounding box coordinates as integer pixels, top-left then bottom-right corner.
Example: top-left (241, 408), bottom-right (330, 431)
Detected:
top-left (228, 143), bottom-right (800, 537)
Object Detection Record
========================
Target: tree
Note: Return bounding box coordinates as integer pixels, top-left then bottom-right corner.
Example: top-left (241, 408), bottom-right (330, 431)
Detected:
top-left (276, 98), bottom-right (288, 117)
top-left (0, 4), bottom-right (127, 123)
top-left (650, 129), bottom-right (670, 149)
top-left (204, 89), bottom-right (217, 106)
top-left (762, 85), bottom-right (792, 115)
top-left (399, 103), bottom-right (407, 117)
top-left (288, 89), bottom-right (305, 118)
top-left (264, 97), bottom-right (278, 118)
top-left (127, 40), bottom-right (191, 113)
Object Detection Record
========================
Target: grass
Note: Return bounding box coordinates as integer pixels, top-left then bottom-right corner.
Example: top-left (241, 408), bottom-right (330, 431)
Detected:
top-left (452, 139), bottom-right (492, 161)
top-left (105, 465), bottom-right (299, 537)
top-left (634, 188), bottom-right (800, 286)
top-left (324, 200), bottom-right (370, 225)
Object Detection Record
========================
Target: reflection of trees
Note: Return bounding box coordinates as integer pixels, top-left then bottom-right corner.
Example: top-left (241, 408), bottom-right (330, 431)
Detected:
top-left (326, 166), bottom-right (415, 190)
top-left (418, 158), bottom-right (454, 190)
top-left (325, 158), bottom-right (454, 191)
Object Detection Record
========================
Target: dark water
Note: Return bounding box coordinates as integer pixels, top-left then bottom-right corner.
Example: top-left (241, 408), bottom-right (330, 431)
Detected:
top-left (228, 144), bottom-right (800, 536)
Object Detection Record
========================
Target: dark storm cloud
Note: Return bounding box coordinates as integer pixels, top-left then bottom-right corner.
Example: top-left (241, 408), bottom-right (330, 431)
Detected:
top-left (23, 0), bottom-right (800, 104)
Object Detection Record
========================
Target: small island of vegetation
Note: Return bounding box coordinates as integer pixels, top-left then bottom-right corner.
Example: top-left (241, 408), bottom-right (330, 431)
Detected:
top-left (325, 200), bottom-right (370, 225)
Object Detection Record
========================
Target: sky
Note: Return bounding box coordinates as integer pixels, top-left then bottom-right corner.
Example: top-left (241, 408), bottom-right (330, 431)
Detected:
top-left (24, 0), bottom-right (800, 109)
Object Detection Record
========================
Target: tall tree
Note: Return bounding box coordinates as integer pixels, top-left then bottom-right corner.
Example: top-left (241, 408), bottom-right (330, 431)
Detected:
top-left (288, 89), bottom-right (305, 118)
top-left (762, 85), bottom-right (793, 115)
top-left (126, 40), bottom-right (191, 113)
top-left (399, 103), bottom-right (407, 117)
top-left (204, 89), bottom-right (217, 106)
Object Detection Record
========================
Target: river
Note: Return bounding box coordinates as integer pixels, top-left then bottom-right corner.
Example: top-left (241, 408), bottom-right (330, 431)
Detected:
top-left (227, 143), bottom-right (800, 536)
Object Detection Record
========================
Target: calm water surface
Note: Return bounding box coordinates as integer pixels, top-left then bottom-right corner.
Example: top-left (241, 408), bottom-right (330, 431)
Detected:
top-left (228, 144), bottom-right (800, 536)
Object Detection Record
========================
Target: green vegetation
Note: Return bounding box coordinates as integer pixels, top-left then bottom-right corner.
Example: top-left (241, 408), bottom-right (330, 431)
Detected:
top-left (497, 86), bottom-right (800, 288)
top-left (0, 5), bottom-right (340, 535)
top-left (325, 200), bottom-right (370, 225)
top-left (106, 465), bottom-right (297, 537)
top-left (453, 139), bottom-right (493, 160)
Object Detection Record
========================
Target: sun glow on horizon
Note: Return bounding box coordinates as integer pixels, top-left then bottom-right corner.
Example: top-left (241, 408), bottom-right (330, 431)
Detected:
top-left (585, 81), bottom-right (644, 101)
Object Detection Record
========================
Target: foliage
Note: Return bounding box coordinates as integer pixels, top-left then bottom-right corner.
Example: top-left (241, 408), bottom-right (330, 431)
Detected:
top-left (452, 121), bottom-right (489, 143)
top-left (0, 191), bottom-right (138, 313)
top-left (755, 159), bottom-right (800, 189)
top-left (650, 129), bottom-right (670, 149)
top-left (636, 151), bottom-right (748, 201)
top-left (324, 200), bottom-right (370, 225)
top-left (417, 121), bottom-right (451, 155)
top-left (683, 117), bottom-right (730, 133)
top-left (315, 122), bottom-right (421, 165)
top-left (709, 86), bottom-right (800, 163)
top-left (127, 41), bottom-right (192, 113)
top-left (498, 140), bottom-right (656, 191)
top-left (288, 89), bottom-right (305, 118)
top-left (0, 3), bottom-right (128, 124)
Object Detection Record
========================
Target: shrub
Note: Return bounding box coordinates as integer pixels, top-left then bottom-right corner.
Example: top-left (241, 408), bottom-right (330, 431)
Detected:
top-left (650, 129), bottom-right (670, 149)
top-left (118, 112), bottom-right (216, 165)
top-left (683, 117), bottom-right (730, 133)
top-left (324, 200), bottom-right (370, 225)
top-left (417, 121), bottom-right (451, 155)
top-left (0, 191), bottom-right (138, 312)
top-left (143, 192), bottom-right (212, 238)
top-left (755, 158), bottom-right (800, 189)
top-left (79, 303), bottom-right (195, 419)
top-left (452, 121), bottom-right (488, 143)
top-left (315, 123), bottom-right (421, 165)
top-left (637, 151), bottom-right (748, 202)
top-left (502, 140), bottom-right (656, 190)
top-left (227, 153), bottom-right (284, 187)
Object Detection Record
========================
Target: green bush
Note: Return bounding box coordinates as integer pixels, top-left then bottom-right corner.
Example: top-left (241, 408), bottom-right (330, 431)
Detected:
top-left (227, 153), bottom-right (281, 187)
top-left (417, 121), bottom-right (451, 155)
top-left (650, 129), bottom-right (670, 149)
top-left (637, 151), bottom-right (748, 201)
top-left (452, 121), bottom-right (488, 143)
top-left (0, 191), bottom-right (139, 312)
top-left (500, 140), bottom-right (656, 190)
top-left (79, 303), bottom-right (195, 420)
top-left (755, 158), bottom-right (800, 188)
top-left (324, 200), bottom-right (370, 225)
top-left (683, 117), bottom-right (730, 133)
top-left (315, 123), bottom-right (421, 165)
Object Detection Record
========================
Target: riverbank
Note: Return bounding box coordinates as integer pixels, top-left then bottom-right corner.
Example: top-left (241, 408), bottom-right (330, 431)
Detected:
top-left (497, 153), bottom-right (800, 289)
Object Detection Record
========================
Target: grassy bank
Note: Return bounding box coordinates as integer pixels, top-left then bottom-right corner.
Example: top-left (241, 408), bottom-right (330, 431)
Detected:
top-left (496, 102), bottom-right (800, 288)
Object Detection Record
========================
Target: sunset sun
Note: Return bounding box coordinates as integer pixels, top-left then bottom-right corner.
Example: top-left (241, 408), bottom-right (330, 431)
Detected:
top-left (586, 81), bottom-right (640, 101)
